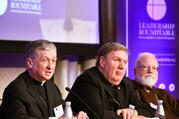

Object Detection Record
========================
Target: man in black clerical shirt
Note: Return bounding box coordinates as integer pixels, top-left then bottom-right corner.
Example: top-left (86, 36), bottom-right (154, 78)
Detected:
top-left (0, 40), bottom-right (88, 119)
top-left (66, 42), bottom-right (153, 119)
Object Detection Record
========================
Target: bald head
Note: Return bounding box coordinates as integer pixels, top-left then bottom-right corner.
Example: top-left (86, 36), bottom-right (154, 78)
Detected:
top-left (135, 52), bottom-right (158, 68)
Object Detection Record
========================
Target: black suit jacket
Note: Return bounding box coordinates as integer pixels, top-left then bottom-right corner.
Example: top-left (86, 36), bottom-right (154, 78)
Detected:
top-left (66, 67), bottom-right (153, 119)
top-left (0, 70), bottom-right (64, 119)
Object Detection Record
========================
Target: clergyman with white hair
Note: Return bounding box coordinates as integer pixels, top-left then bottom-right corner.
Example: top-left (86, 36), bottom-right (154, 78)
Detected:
top-left (132, 52), bottom-right (179, 119)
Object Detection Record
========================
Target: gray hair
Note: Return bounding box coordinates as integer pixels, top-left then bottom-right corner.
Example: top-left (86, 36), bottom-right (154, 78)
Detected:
top-left (96, 42), bottom-right (127, 66)
top-left (25, 39), bottom-right (56, 60)
top-left (135, 52), bottom-right (157, 68)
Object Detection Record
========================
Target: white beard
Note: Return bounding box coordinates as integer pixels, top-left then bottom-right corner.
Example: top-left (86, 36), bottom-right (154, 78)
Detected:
top-left (136, 73), bottom-right (157, 86)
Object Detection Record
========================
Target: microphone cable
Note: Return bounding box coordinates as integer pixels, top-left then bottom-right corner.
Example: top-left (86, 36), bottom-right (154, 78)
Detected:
top-left (65, 87), bottom-right (100, 119)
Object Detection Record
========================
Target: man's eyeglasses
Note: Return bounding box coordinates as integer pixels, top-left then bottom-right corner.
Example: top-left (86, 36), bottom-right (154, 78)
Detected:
top-left (137, 65), bottom-right (159, 72)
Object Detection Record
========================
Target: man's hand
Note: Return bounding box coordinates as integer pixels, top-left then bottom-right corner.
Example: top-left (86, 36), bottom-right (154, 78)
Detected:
top-left (73, 111), bottom-right (89, 119)
top-left (130, 115), bottom-right (147, 119)
top-left (58, 111), bottom-right (89, 119)
top-left (116, 108), bottom-right (138, 119)
top-left (57, 115), bottom-right (64, 119)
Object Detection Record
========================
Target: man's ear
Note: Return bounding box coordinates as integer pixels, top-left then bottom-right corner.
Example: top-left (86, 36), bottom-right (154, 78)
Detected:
top-left (26, 58), bottom-right (33, 68)
top-left (99, 56), bottom-right (105, 68)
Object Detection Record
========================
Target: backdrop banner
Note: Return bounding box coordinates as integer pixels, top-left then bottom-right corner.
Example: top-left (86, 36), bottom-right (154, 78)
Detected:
top-left (128, 0), bottom-right (177, 97)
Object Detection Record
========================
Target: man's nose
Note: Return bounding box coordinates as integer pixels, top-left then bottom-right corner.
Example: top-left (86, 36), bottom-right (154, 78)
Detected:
top-left (47, 61), bottom-right (53, 69)
top-left (147, 66), bottom-right (153, 73)
top-left (118, 61), bottom-right (125, 69)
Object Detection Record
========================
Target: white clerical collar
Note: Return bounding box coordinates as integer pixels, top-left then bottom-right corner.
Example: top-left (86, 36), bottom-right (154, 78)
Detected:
top-left (41, 81), bottom-right (46, 86)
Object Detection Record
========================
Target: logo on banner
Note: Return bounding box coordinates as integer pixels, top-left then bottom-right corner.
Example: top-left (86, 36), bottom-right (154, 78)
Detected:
top-left (0, 0), bottom-right (8, 16)
top-left (147, 0), bottom-right (167, 20)
top-left (169, 83), bottom-right (175, 92)
top-left (138, 0), bottom-right (175, 41)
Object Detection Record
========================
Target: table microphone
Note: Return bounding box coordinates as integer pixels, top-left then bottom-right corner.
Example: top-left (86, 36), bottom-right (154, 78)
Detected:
top-left (65, 87), bottom-right (100, 119)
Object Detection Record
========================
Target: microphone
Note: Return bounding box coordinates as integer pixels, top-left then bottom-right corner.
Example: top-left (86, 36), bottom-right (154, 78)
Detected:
top-left (65, 87), bottom-right (100, 119)
top-left (135, 89), bottom-right (154, 116)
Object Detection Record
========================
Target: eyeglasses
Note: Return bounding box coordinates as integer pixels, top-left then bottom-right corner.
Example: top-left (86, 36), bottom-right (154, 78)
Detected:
top-left (137, 65), bottom-right (158, 72)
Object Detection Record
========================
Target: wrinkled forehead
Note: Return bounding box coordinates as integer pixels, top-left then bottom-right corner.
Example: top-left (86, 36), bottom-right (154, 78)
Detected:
top-left (35, 48), bottom-right (57, 57)
top-left (107, 50), bottom-right (128, 59)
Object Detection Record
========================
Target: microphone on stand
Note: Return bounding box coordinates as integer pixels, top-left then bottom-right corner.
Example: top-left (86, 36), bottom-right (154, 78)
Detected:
top-left (135, 89), bottom-right (154, 116)
top-left (65, 87), bottom-right (100, 119)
